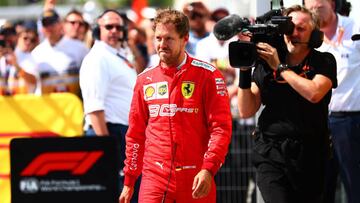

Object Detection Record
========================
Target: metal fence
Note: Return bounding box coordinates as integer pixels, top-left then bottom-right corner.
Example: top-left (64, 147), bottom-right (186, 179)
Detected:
top-left (215, 119), bottom-right (257, 203)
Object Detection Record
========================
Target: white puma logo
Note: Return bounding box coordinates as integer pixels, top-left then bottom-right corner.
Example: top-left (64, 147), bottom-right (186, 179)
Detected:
top-left (155, 161), bottom-right (164, 170)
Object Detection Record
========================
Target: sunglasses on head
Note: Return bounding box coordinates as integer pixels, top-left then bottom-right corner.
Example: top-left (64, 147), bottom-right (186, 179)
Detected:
top-left (103, 24), bottom-right (124, 31)
top-left (66, 20), bottom-right (85, 26)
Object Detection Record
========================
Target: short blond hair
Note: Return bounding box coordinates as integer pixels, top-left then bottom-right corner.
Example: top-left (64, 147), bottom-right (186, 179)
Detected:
top-left (152, 8), bottom-right (189, 38)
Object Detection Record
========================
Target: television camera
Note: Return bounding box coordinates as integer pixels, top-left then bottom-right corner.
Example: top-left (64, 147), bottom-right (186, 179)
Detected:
top-left (213, 9), bottom-right (294, 68)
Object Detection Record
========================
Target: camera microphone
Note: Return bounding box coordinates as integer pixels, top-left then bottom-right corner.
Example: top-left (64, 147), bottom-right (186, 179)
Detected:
top-left (213, 14), bottom-right (249, 41)
top-left (351, 34), bottom-right (360, 41)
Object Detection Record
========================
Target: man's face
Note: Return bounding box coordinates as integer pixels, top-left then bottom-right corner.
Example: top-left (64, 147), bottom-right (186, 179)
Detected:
top-left (304, 0), bottom-right (334, 28)
top-left (99, 11), bottom-right (124, 48)
top-left (42, 21), bottom-right (63, 42)
top-left (17, 31), bottom-right (38, 52)
top-left (188, 11), bottom-right (207, 33)
top-left (154, 23), bottom-right (188, 67)
top-left (64, 13), bottom-right (86, 40)
top-left (284, 11), bottom-right (314, 54)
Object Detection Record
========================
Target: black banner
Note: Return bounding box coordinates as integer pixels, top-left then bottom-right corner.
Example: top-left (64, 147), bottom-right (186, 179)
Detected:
top-left (10, 136), bottom-right (119, 203)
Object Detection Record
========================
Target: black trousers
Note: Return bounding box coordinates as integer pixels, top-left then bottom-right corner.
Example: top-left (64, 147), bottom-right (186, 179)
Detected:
top-left (252, 132), bottom-right (326, 203)
top-left (255, 161), bottom-right (323, 203)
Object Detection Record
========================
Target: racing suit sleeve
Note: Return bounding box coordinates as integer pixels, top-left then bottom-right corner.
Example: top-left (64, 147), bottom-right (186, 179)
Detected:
top-left (201, 70), bottom-right (232, 176)
top-left (123, 78), bottom-right (148, 187)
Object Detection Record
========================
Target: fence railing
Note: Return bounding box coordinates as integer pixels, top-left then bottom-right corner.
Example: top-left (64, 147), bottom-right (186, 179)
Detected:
top-left (216, 119), bottom-right (256, 203)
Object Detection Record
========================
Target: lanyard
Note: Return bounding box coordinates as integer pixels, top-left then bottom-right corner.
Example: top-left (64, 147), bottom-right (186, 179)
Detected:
top-left (116, 53), bottom-right (134, 69)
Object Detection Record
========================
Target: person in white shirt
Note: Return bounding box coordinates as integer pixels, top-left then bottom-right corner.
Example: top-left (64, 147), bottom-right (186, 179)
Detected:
top-left (31, 9), bottom-right (88, 95)
top-left (305, 1), bottom-right (360, 203)
top-left (14, 22), bottom-right (39, 93)
top-left (79, 9), bottom-right (138, 202)
top-left (0, 23), bottom-right (36, 95)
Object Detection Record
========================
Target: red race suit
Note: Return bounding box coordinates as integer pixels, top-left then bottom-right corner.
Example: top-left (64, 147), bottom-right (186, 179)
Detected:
top-left (123, 54), bottom-right (232, 202)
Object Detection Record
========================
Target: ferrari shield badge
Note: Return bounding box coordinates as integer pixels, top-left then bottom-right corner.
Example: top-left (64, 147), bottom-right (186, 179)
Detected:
top-left (181, 81), bottom-right (195, 99)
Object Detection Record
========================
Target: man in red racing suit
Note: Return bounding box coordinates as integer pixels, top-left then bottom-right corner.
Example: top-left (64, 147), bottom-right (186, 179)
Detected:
top-left (119, 9), bottom-right (231, 200)
top-left (119, 9), bottom-right (231, 203)
top-left (122, 52), bottom-right (232, 202)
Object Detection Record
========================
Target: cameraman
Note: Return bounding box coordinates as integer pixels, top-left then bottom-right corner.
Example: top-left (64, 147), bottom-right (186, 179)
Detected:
top-left (237, 5), bottom-right (337, 203)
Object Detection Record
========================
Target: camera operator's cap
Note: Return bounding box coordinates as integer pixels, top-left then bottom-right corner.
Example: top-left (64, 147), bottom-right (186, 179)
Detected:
top-left (40, 9), bottom-right (60, 27)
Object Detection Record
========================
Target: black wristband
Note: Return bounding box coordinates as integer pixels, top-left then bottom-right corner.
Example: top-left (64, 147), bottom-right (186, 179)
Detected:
top-left (239, 69), bottom-right (252, 89)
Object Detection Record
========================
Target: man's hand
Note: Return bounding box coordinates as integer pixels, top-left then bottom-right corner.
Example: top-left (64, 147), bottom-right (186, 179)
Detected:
top-left (256, 42), bottom-right (280, 70)
top-left (192, 169), bottom-right (212, 199)
top-left (119, 185), bottom-right (134, 203)
top-left (4, 50), bottom-right (18, 66)
top-left (44, 0), bottom-right (56, 11)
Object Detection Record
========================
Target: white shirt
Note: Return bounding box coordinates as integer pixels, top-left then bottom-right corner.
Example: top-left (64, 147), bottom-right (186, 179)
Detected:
top-left (195, 33), bottom-right (234, 65)
top-left (15, 49), bottom-right (38, 93)
top-left (32, 36), bottom-right (88, 74)
top-left (317, 14), bottom-right (360, 111)
top-left (15, 48), bottom-right (38, 76)
top-left (31, 36), bottom-right (88, 94)
top-left (80, 41), bottom-right (137, 126)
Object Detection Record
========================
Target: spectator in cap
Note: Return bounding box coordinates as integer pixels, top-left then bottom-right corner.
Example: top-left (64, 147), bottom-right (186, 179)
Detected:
top-left (31, 9), bottom-right (88, 96)
top-left (183, 1), bottom-right (210, 56)
top-left (39, 9), bottom-right (62, 44)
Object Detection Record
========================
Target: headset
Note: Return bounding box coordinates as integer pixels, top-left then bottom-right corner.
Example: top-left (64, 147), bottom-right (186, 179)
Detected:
top-left (284, 22), bottom-right (324, 48)
top-left (307, 28), bottom-right (324, 48)
top-left (92, 9), bottom-right (128, 41)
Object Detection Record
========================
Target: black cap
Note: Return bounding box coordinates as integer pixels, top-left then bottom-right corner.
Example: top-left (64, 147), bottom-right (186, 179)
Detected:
top-left (41, 9), bottom-right (60, 27)
top-left (23, 20), bottom-right (38, 32)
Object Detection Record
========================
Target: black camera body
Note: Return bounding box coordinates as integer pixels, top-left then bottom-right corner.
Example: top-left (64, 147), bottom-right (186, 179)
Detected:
top-left (228, 10), bottom-right (294, 68)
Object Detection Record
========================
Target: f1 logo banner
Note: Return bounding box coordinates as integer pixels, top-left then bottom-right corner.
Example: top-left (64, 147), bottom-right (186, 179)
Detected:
top-left (21, 151), bottom-right (103, 176)
top-left (10, 137), bottom-right (119, 203)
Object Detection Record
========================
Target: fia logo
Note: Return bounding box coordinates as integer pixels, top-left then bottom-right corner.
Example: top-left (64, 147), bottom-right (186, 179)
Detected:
top-left (19, 178), bottom-right (39, 193)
